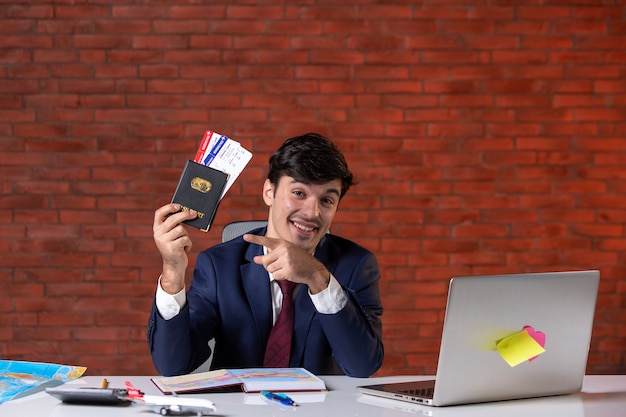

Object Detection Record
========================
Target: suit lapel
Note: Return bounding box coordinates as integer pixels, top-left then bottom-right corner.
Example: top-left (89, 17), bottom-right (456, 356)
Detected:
top-left (313, 235), bottom-right (336, 272)
top-left (241, 242), bottom-right (273, 352)
top-left (291, 235), bottom-right (337, 365)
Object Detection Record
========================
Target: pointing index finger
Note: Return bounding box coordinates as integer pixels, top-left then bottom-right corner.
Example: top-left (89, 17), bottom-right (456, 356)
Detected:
top-left (243, 233), bottom-right (278, 249)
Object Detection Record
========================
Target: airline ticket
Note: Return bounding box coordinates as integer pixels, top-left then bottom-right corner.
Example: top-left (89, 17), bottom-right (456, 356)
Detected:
top-left (193, 130), bottom-right (252, 199)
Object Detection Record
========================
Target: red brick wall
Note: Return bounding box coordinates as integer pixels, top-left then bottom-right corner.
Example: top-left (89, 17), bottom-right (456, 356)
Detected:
top-left (2, 2), bottom-right (625, 376)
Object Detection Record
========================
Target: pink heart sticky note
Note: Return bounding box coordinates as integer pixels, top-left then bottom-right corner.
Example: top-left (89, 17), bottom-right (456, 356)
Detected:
top-left (523, 326), bottom-right (546, 361)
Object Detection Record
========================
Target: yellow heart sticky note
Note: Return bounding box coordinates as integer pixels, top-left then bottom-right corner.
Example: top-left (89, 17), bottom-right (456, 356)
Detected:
top-left (496, 329), bottom-right (546, 367)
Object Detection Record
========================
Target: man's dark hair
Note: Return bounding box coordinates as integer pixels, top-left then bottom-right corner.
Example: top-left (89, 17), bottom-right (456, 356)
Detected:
top-left (268, 133), bottom-right (356, 199)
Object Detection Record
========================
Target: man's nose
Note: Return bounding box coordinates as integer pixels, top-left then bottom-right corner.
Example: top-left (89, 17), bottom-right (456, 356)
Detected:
top-left (301, 198), bottom-right (320, 218)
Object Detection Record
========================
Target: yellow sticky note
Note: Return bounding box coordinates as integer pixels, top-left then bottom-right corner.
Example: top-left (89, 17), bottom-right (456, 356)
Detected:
top-left (496, 329), bottom-right (546, 367)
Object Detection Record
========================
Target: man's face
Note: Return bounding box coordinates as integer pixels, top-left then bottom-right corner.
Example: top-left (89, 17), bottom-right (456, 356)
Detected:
top-left (263, 176), bottom-right (342, 252)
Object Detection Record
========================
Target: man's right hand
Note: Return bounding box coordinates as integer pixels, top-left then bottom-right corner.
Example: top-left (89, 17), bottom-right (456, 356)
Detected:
top-left (153, 203), bottom-right (197, 294)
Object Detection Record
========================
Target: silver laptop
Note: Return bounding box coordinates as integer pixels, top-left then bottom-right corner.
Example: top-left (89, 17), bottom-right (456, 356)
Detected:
top-left (358, 270), bottom-right (600, 407)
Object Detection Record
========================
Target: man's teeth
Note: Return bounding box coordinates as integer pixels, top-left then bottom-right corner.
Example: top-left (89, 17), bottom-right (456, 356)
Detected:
top-left (293, 222), bottom-right (314, 232)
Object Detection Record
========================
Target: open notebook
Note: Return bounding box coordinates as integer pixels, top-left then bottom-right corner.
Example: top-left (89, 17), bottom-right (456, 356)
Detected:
top-left (358, 270), bottom-right (599, 406)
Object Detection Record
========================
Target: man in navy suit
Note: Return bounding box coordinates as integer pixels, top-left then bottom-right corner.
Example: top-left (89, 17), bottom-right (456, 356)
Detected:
top-left (149, 133), bottom-right (384, 377)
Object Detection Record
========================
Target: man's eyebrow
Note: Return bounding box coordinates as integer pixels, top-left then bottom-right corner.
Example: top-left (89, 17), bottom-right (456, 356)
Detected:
top-left (325, 187), bottom-right (340, 197)
top-left (287, 178), bottom-right (340, 197)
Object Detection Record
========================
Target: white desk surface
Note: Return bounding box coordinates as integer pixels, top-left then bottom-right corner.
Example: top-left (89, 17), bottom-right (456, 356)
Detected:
top-left (2, 374), bottom-right (625, 417)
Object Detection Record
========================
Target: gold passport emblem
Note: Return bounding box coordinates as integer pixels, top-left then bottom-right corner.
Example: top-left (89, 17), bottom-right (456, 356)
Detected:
top-left (191, 177), bottom-right (212, 193)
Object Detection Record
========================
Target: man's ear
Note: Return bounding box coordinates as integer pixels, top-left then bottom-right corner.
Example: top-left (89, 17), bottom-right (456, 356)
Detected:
top-left (262, 179), bottom-right (274, 207)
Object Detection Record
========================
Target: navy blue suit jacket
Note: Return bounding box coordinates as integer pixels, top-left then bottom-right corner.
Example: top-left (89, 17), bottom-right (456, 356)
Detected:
top-left (148, 229), bottom-right (384, 377)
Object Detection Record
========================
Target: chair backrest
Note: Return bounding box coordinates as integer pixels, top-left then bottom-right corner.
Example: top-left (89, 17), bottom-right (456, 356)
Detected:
top-left (221, 220), bottom-right (268, 242)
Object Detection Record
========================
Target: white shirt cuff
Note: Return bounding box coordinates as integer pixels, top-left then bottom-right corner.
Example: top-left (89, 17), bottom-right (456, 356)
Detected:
top-left (309, 274), bottom-right (347, 314)
top-left (155, 275), bottom-right (187, 320)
